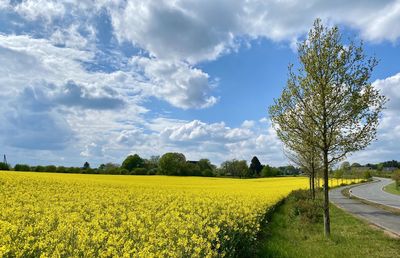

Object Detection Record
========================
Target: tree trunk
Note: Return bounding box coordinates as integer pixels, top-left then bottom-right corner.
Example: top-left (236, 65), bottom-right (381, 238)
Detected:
top-left (323, 150), bottom-right (331, 237)
top-left (311, 166), bottom-right (315, 200)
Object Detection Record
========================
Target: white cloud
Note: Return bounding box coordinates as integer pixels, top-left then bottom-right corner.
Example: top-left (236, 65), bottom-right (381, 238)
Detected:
top-left (241, 120), bottom-right (256, 128)
top-left (109, 0), bottom-right (242, 64)
top-left (1, 1), bottom-right (400, 167)
top-left (108, 0), bottom-right (400, 62)
top-left (50, 23), bottom-right (95, 49)
top-left (131, 57), bottom-right (218, 109)
top-left (347, 73), bottom-right (400, 164)
top-left (14, 0), bottom-right (66, 22)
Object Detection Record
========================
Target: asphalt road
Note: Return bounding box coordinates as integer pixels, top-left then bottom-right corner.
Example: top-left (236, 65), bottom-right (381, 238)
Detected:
top-left (330, 182), bottom-right (400, 236)
top-left (349, 177), bottom-right (400, 209)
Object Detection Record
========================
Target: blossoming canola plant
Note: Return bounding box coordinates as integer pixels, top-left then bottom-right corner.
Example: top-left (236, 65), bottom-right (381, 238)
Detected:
top-left (0, 172), bottom-right (361, 257)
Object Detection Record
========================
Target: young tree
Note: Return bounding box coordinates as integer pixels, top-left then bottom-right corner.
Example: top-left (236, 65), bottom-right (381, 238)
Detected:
top-left (285, 145), bottom-right (321, 199)
top-left (249, 156), bottom-right (263, 177)
top-left (269, 19), bottom-right (386, 236)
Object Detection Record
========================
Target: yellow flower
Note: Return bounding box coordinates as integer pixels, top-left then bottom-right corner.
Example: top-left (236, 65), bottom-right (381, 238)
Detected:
top-left (0, 171), bottom-right (361, 257)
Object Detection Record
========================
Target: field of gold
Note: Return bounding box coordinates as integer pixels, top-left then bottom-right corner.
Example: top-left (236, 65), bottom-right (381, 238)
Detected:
top-left (0, 172), bottom-right (362, 257)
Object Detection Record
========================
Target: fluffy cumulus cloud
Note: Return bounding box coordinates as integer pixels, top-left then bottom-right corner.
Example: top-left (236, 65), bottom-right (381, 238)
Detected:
top-left (108, 0), bottom-right (400, 61)
top-left (131, 57), bottom-right (218, 109)
top-left (348, 73), bottom-right (400, 164)
top-left (0, 0), bottom-right (400, 166)
top-left (112, 118), bottom-right (284, 165)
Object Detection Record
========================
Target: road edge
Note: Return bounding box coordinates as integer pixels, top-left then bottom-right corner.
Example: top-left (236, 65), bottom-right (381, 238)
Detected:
top-left (348, 178), bottom-right (400, 211)
top-left (330, 183), bottom-right (400, 238)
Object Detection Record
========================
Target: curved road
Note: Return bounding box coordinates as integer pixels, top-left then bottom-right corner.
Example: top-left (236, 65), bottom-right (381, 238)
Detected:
top-left (349, 177), bottom-right (400, 209)
top-left (330, 178), bottom-right (400, 236)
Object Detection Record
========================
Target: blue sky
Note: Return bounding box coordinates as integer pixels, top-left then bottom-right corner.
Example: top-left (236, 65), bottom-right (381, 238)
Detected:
top-left (0, 0), bottom-right (400, 167)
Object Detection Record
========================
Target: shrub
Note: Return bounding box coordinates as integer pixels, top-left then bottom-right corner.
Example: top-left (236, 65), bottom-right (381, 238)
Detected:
top-left (147, 168), bottom-right (158, 175)
top-left (132, 168), bottom-right (147, 175)
top-left (119, 169), bottom-right (129, 175)
top-left (392, 170), bottom-right (400, 189)
top-left (289, 190), bottom-right (323, 224)
top-left (202, 169), bottom-right (215, 177)
top-left (363, 171), bottom-right (372, 179)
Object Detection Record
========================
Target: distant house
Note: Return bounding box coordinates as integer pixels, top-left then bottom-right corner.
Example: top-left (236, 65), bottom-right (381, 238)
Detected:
top-left (383, 167), bottom-right (397, 172)
top-left (352, 166), bottom-right (372, 171)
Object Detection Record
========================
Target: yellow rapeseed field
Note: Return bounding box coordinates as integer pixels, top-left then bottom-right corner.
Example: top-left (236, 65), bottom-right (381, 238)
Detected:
top-left (0, 171), bottom-right (362, 257)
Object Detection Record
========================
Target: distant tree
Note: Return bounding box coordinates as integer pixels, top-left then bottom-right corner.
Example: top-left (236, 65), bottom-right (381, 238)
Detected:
top-left (122, 154), bottom-right (145, 172)
top-left (14, 164), bottom-right (31, 171)
top-left (145, 155), bottom-right (160, 170)
top-left (57, 166), bottom-right (66, 173)
top-left (184, 162), bottom-right (201, 176)
top-left (0, 162), bottom-right (10, 170)
top-left (382, 160), bottom-right (400, 168)
top-left (132, 168), bottom-right (147, 175)
top-left (249, 156), bottom-right (263, 177)
top-left (377, 163), bottom-right (384, 171)
top-left (340, 161), bottom-right (351, 171)
top-left (280, 165), bottom-right (300, 175)
top-left (334, 169), bottom-right (344, 178)
top-left (351, 163), bottom-right (362, 168)
top-left (98, 163), bottom-right (120, 175)
top-left (83, 162), bottom-right (90, 170)
top-left (98, 164), bottom-right (106, 170)
top-left (197, 159), bottom-right (213, 171)
top-left (268, 19), bottom-right (386, 236)
top-left (159, 153), bottom-right (186, 176)
top-left (220, 160), bottom-right (249, 178)
top-left (196, 159), bottom-right (215, 176)
top-left (261, 165), bottom-right (279, 177)
top-left (45, 165), bottom-right (57, 172)
top-left (34, 166), bottom-right (45, 172)
top-left (202, 169), bottom-right (215, 177)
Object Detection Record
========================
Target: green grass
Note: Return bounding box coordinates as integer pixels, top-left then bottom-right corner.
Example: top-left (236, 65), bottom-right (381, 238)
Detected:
top-left (383, 182), bottom-right (400, 196)
top-left (256, 192), bottom-right (399, 258)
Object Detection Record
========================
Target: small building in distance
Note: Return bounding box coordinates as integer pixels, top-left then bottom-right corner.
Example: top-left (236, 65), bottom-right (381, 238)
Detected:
top-left (352, 166), bottom-right (372, 171)
top-left (383, 167), bottom-right (397, 172)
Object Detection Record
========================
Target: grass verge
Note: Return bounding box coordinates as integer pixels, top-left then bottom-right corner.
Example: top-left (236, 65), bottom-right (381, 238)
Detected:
top-left (255, 190), bottom-right (400, 258)
top-left (383, 182), bottom-right (400, 196)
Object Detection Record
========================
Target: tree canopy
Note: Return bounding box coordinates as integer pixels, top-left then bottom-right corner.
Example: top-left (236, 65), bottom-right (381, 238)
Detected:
top-left (249, 156), bottom-right (263, 176)
top-left (121, 154), bottom-right (145, 172)
top-left (268, 19), bottom-right (386, 236)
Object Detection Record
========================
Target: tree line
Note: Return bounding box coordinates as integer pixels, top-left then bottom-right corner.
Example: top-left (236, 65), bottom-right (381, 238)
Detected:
top-left (0, 154), bottom-right (299, 178)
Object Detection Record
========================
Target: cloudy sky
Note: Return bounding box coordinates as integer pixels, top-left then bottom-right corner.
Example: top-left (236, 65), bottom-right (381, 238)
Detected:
top-left (0, 0), bottom-right (399, 167)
